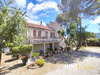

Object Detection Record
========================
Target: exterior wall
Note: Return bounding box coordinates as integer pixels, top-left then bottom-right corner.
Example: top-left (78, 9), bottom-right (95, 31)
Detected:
top-left (47, 22), bottom-right (63, 38)
top-left (47, 22), bottom-right (66, 48)
top-left (33, 42), bottom-right (59, 52)
top-left (54, 42), bottom-right (59, 49)
top-left (27, 27), bottom-right (55, 38)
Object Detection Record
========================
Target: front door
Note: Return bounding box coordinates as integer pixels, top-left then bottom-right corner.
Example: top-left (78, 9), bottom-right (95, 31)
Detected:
top-left (50, 43), bottom-right (52, 50)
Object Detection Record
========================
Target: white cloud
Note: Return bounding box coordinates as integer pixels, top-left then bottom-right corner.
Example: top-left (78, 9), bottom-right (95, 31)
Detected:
top-left (40, 13), bottom-right (50, 17)
top-left (26, 17), bottom-right (46, 26)
top-left (90, 16), bottom-right (100, 24)
top-left (15, 0), bottom-right (26, 8)
top-left (27, 2), bottom-right (34, 10)
top-left (27, 1), bottom-right (59, 14)
top-left (36, 0), bottom-right (44, 2)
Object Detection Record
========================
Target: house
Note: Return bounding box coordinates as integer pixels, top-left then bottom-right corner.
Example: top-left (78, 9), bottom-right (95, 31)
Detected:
top-left (23, 21), bottom-right (64, 54)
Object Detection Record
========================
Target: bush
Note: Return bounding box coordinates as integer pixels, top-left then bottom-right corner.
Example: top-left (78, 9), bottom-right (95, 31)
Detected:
top-left (60, 46), bottom-right (63, 50)
top-left (54, 48), bottom-right (57, 51)
top-left (11, 47), bottom-right (20, 57)
top-left (32, 52), bottom-right (39, 58)
top-left (87, 39), bottom-right (100, 46)
top-left (5, 43), bottom-right (15, 48)
top-left (36, 57), bottom-right (45, 67)
top-left (46, 50), bottom-right (50, 54)
top-left (20, 44), bottom-right (33, 55)
top-left (67, 47), bottom-right (70, 51)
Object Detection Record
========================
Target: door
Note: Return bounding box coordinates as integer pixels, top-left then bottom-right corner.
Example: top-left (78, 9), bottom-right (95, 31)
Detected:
top-left (50, 43), bottom-right (52, 50)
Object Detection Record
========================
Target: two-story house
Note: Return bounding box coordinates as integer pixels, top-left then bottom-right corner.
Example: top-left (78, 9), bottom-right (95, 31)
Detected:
top-left (24, 21), bottom-right (64, 54)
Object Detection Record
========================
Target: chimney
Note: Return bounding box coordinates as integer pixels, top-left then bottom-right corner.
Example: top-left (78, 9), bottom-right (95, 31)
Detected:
top-left (50, 21), bottom-right (52, 24)
top-left (40, 21), bottom-right (42, 25)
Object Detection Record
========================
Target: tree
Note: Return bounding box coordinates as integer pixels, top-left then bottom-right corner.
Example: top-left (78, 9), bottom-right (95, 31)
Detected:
top-left (57, 0), bottom-right (100, 51)
top-left (0, 0), bottom-right (27, 66)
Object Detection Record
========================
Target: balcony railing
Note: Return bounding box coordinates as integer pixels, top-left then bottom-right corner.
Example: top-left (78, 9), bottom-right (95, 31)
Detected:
top-left (30, 36), bottom-right (62, 44)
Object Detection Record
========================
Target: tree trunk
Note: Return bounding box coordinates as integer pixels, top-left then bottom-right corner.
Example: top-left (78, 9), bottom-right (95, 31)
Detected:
top-left (0, 46), bottom-right (2, 66)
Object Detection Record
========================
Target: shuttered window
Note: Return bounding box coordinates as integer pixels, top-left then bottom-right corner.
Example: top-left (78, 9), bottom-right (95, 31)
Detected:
top-left (33, 30), bottom-right (36, 38)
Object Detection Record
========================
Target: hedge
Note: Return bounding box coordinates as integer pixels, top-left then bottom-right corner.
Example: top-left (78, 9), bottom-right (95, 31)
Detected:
top-left (5, 43), bottom-right (15, 48)
top-left (11, 47), bottom-right (20, 57)
top-left (87, 39), bottom-right (100, 46)
top-left (20, 44), bottom-right (33, 55)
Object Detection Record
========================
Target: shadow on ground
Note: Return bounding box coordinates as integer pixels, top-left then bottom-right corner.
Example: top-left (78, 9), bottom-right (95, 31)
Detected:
top-left (0, 66), bottom-right (10, 75)
top-left (5, 58), bottom-right (18, 63)
top-left (8, 64), bottom-right (24, 70)
top-left (45, 49), bottom-right (100, 64)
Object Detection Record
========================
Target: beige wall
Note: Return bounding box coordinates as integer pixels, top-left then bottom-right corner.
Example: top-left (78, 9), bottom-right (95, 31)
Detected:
top-left (27, 27), bottom-right (54, 38)
top-left (48, 22), bottom-right (63, 38)
top-left (33, 42), bottom-right (59, 52)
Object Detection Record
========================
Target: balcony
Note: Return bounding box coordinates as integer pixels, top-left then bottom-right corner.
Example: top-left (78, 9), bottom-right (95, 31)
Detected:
top-left (29, 36), bottom-right (62, 44)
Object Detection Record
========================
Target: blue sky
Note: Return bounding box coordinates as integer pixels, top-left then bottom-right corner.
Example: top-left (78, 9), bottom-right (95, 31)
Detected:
top-left (14, 0), bottom-right (100, 33)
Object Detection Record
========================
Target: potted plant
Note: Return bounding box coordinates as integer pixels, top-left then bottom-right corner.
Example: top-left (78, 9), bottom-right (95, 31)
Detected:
top-left (32, 52), bottom-right (39, 60)
top-left (20, 44), bottom-right (33, 65)
top-left (46, 50), bottom-right (50, 57)
top-left (36, 57), bottom-right (45, 67)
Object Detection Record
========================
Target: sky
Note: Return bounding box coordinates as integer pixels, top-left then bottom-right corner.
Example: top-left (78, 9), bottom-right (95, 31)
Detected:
top-left (14, 0), bottom-right (100, 33)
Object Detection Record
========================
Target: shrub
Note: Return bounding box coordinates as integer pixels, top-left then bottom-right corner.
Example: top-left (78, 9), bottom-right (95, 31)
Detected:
top-left (67, 47), bottom-right (70, 51)
top-left (20, 44), bottom-right (33, 55)
top-left (11, 47), bottom-right (20, 57)
top-left (36, 57), bottom-right (45, 67)
top-left (87, 39), bottom-right (100, 46)
top-left (54, 48), bottom-right (57, 51)
top-left (60, 46), bottom-right (63, 50)
top-left (46, 50), bottom-right (50, 54)
top-left (5, 43), bottom-right (15, 48)
top-left (32, 52), bottom-right (39, 58)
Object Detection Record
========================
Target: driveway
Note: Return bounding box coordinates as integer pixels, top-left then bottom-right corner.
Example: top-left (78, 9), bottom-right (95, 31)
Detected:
top-left (46, 47), bottom-right (100, 75)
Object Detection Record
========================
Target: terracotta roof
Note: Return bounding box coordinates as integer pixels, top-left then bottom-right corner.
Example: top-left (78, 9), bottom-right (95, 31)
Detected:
top-left (28, 23), bottom-right (54, 31)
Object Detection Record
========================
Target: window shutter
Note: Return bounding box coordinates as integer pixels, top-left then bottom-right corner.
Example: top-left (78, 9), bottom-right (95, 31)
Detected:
top-left (33, 30), bottom-right (36, 38)
top-left (39, 31), bottom-right (41, 36)
top-left (54, 32), bottom-right (55, 38)
top-left (50, 32), bottom-right (52, 38)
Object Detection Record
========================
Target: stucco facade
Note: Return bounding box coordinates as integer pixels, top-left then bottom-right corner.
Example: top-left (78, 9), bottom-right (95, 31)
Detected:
top-left (23, 21), bottom-right (63, 54)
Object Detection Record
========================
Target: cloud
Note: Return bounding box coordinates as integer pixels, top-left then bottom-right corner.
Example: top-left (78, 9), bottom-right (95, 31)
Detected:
top-left (15, 0), bottom-right (26, 8)
top-left (40, 13), bottom-right (50, 17)
top-left (25, 17), bottom-right (46, 26)
top-left (90, 16), bottom-right (100, 24)
top-left (27, 2), bottom-right (34, 10)
top-left (27, 1), bottom-right (59, 14)
top-left (36, 0), bottom-right (44, 2)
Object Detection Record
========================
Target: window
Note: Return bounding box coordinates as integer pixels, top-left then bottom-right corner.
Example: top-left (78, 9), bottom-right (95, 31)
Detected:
top-left (36, 31), bottom-right (39, 37)
top-left (45, 31), bottom-right (48, 38)
top-left (50, 32), bottom-right (54, 38)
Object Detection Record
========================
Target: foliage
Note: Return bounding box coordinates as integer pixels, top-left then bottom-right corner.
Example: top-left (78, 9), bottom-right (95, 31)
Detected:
top-left (56, 0), bottom-right (100, 51)
top-left (0, 0), bottom-right (27, 65)
top-left (61, 30), bottom-right (65, 37)
top-left (46, 50), bottom-right (50, 54)
top-left (36, 57), bottom-right (45, 67)
top-left (32, 52), bottom-right (39, 58)
top-left (11, 46), bottom-right (20, 57)
top-left (5, 43), bottom-right (15, 48)
top-left (54, 48), bottom-right (57, 51)
top-left (57, 30), bottom-right (61, 34)
top-left (20, 44), bottom-right (33, 55)
top-left (0, 0), bottom-right (27, 46)
top-left (87, 39), bottom-right (100, 46)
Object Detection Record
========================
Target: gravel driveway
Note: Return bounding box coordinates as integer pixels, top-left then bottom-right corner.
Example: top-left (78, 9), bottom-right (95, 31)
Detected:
top-left (46, 47), bottom-right (100, 75)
